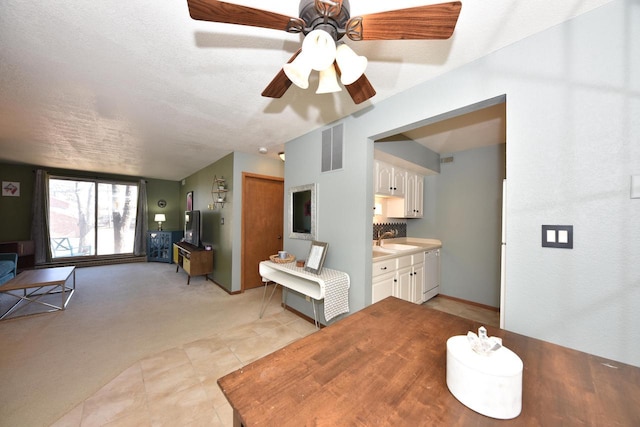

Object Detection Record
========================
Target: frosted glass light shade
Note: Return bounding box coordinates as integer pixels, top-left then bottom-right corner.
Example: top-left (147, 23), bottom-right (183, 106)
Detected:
top-left (316, 64), bottom-right (342, 94)
top-left (336, 44), bottom-right (367, 85)
top-left (283, 53), bottom-right (312, 89)
top-left (302, 29), bottom-right (337, 71)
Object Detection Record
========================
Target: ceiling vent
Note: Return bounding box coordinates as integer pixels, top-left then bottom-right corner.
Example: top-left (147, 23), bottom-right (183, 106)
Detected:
top-left (322, 123), bottom-right (344, 172)
top-left (440, 156), bottom-right (454, 164)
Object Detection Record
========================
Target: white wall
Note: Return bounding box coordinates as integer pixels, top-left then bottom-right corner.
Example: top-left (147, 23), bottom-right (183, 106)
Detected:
top-left (285, 0), bottom-right (639, 365)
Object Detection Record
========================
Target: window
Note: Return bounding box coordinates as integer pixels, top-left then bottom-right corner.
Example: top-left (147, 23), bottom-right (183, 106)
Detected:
top-left (49, 177), bottom-right (139, 258)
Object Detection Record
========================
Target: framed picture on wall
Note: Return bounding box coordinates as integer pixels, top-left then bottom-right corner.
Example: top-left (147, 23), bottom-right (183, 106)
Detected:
top-left (2, 181), bottom-right (20, 197)
top-left (186, 191), bottom-right (193, 211)
top-left (304, 241), bottom-right (328, 275)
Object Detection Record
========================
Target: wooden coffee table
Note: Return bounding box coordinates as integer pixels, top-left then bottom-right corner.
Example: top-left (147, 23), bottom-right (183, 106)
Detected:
top-left (0, 266), bottom-right (76, 320)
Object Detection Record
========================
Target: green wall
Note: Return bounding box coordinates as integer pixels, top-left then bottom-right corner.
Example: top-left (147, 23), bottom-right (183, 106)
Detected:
top-left (180, 153), bottom-right (234, 290)
top-left (0, 164), bottom-right (36, 241)
top-left (0, 162), bottom-right (180, 243)
top-left (179, 152), bottom-right (285, 293)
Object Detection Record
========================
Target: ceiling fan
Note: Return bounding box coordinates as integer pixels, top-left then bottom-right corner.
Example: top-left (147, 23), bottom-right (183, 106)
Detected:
top-left (186, 0), bottom-right (462, 104)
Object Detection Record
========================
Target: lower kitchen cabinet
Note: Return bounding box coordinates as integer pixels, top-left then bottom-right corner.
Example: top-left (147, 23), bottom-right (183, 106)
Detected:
top-left (372, 253), bottom-right (424, 305)
top-left (372, 258), bottom-right (396, 303)
top-left (371, 249), bottom-right (440, 304)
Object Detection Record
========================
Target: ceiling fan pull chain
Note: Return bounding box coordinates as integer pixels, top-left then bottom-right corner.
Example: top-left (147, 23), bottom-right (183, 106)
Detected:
top-left (286, 18), bottom-right (306, 34)
top-left (345, 17), bottom-right (363, 41)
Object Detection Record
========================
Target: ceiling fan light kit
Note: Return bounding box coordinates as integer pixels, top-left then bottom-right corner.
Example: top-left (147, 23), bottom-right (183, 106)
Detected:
top-left (187, 0), bottom-right (462, 104)
top-left (316, 64), bottom-right (342, 94)
top-left (335, 43), bottom-right (367, 85)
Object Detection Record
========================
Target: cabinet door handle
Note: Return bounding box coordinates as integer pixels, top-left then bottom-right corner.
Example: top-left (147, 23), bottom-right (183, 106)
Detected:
top-left (381, 267), bottom-right (387, 270)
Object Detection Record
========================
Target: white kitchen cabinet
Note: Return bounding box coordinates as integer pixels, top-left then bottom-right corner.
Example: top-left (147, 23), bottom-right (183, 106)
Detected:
top-left (412, 262), bottom-right (424, 304)
top-left (396, 266), bottom-right (412, 301)
top-left (374, 160), bottom-right (406, 197)
top-left (372, 271), bottom-right (396, 303)
top-left (372, 253), bottom-right (423, 305)
top-left (407, 172), bottom-right (424, 218)
top-left (387, 171), bottom-right (424, 218)
top-left (423, 249), bottom-right (441, 302)
top-left (372, 258), bottom-right (396, 304)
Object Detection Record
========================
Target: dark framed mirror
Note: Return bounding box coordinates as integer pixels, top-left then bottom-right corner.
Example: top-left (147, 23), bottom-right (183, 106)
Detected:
top-left (289, 183), bottom-right (316, 240)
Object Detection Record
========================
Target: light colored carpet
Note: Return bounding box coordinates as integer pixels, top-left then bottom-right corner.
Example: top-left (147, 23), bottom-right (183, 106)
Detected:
top-left (0, 262), bottom-right (290, 427)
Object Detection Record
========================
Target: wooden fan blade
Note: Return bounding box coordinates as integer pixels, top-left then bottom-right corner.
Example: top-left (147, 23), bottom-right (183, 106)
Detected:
top-left (348, 1), bottom-right (462, 41)
top-left (187, 0), bottom-right (297, 32)
top-left (344, 74), bottom-right (376, 104)
top-left (261, 49), bottom-right (302, 99)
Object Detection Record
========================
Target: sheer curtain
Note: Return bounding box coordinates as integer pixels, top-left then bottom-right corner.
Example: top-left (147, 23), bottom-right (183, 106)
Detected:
top-left (133, 179), bottom-right (148, 256)
top-left (30, 169), bottom-right (52, 264)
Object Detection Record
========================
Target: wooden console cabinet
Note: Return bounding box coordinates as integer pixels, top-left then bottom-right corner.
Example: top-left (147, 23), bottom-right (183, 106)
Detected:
top-left (173, 242), bottom-right (213, 284)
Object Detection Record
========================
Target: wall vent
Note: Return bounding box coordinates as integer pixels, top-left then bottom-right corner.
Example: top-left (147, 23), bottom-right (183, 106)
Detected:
top-left (322, 123), bottom-right (344, 172)
top-left (440, 156), bottom-right (454, 164)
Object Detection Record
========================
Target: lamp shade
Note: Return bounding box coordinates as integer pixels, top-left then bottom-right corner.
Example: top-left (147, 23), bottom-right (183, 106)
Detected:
top-left (302, 29), bottom-right (337, 71)
top-left (283, 53), bottom-right (313, 89)
top-left (336, 43), bottom-right (368, 85)
top-left (154, 214), bottom-right (166, 222)
top-left (316, 64), bottom-right (342, 94)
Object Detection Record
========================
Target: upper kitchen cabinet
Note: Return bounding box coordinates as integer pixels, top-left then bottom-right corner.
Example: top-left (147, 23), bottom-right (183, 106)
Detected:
top-left (374, 160), bottom-right (406, 197)
top-left (387, 172), bottom-right (424, 218)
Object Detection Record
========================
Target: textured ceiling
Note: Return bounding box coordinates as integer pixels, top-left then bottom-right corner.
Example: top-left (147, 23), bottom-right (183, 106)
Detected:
top-left (0, 1), bottom-right (613, 180)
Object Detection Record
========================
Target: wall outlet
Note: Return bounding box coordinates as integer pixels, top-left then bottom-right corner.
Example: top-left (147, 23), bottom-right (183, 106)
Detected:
top-left (220, 217), bottom-right (224, 225)
top-left (305, 296), bottom-right (311, 302)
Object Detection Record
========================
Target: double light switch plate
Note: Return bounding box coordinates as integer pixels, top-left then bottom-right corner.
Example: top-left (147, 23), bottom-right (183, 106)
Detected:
top-left (542, 225), bottom-right (573, 249)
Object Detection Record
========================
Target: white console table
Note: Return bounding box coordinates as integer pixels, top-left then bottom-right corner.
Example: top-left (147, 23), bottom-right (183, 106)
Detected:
top-left (258, 261), bottom-right (350, 327)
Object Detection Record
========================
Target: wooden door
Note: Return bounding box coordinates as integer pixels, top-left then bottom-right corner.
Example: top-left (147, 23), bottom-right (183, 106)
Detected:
top-left (242, 173), bottom-right (284, 290)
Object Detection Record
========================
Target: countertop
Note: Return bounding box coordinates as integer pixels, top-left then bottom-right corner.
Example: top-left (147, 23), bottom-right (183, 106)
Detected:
top-left (372, 237), bottom-right (442, 260)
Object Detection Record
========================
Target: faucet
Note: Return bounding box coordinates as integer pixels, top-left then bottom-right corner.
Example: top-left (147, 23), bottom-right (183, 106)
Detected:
top-left (376, 229), bottom-right (397, 246)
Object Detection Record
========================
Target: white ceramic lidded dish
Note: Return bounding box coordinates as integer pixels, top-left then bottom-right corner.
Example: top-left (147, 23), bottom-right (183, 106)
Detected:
top-left (446, 335), bottom-right (523, 419)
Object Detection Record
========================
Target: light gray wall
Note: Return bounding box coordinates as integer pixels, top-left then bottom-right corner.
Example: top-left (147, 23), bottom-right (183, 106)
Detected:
top-left (408, 144), bottom-right (506, 308)
top-left (284, 122), bottom-right (372, 323)
top-left (285, 0), bottom-right (639, 366)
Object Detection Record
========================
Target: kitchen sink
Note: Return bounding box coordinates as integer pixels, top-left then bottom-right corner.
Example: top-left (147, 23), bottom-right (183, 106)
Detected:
top-left (373, 243), bottom-right (423, 258)
top-left (372, 248), bottom-right (397, 257)
top-left (377, 243), bottom-right (422, 251)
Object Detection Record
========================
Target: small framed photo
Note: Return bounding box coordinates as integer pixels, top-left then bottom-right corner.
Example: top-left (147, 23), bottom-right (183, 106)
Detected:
top-left (304, 241), bottom-right (328, 275)
top-left (186, 191), bottom-right (194, 211)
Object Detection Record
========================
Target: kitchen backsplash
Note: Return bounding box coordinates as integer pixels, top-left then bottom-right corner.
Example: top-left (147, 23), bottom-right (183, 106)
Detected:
top-left (373, 223), bottom-right (407, 241)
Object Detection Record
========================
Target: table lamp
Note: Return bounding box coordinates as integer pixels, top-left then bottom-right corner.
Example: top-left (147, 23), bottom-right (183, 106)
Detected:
top-left (154, 214), bottom-right (166, 231)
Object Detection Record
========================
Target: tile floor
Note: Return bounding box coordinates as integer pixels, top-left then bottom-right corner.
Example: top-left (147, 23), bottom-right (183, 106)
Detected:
top-left (52, 296), bottom-right (499, 427)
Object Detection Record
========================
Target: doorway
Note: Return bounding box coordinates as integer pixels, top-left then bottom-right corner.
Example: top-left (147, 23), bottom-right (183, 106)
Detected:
top-left (372, 96), bottom-right (506, 318)
top-left (241, 173), bottom-right (284, 291)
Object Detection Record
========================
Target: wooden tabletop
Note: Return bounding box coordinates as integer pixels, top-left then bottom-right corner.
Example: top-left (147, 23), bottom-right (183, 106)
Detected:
top-left (0, 266), bottom-right (75, 292)
top-left (218, 297), bottom-right (640, 426)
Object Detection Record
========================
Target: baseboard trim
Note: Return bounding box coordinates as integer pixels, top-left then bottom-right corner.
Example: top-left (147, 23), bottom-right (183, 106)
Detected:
top-left (437, 294), bottom-right (499, 312)
top-left (282, 304), bottom-right (325, 328)
top-left (39, 256), bottom-right (147, 269)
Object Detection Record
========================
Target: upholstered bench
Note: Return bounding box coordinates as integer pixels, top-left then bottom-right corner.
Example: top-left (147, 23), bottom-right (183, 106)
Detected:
top-left (0, 253), bottom-right (18, 285)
